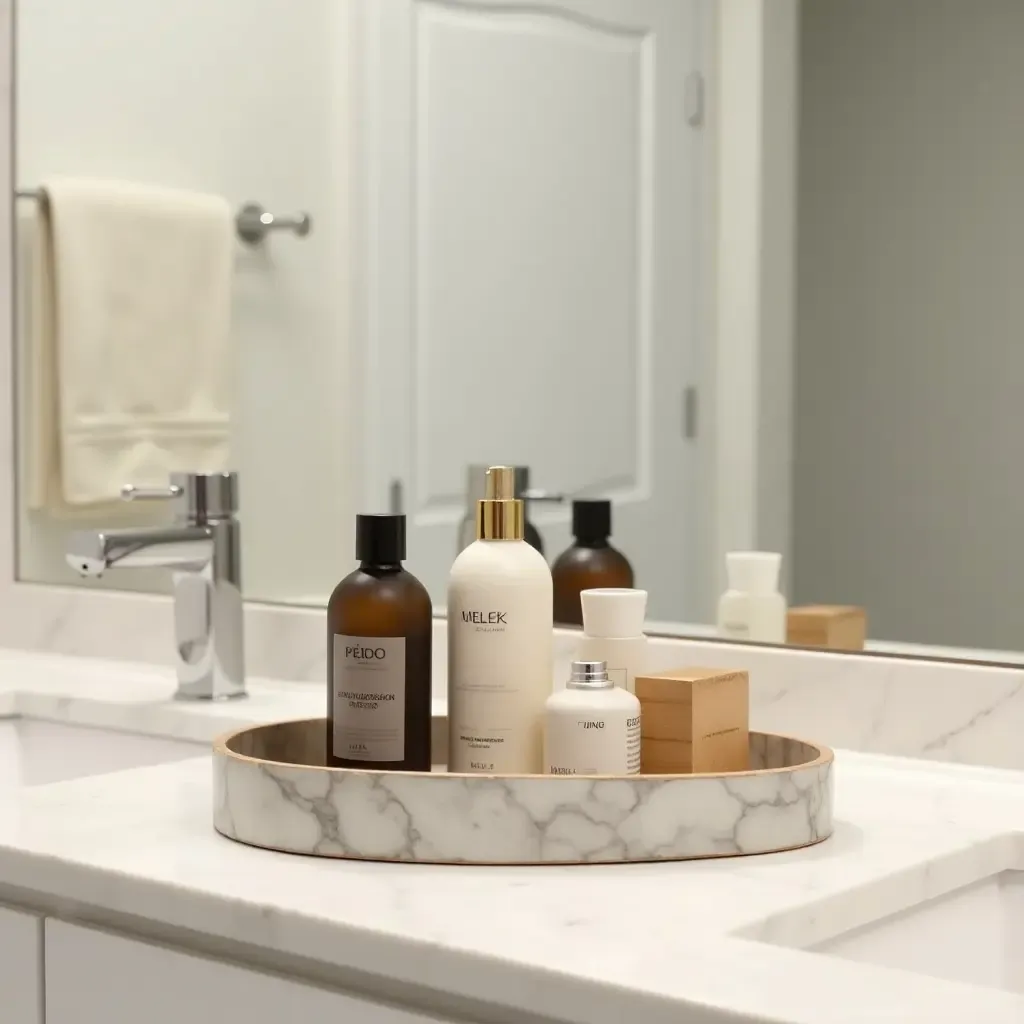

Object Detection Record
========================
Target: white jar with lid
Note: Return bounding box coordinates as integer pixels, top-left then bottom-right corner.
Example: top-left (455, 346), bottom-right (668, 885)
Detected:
top-left (544, 660), bottom-right (640, 776)
top-left (716, 551), bottom-right (786, 643)
top-left (577, 587), bottom-right (648, 694)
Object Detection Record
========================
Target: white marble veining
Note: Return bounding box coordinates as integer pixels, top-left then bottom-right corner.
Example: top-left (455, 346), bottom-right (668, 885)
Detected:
top-left (0, 729), bottom-right (1021, 1023)
top-left (4, 621), bottom-right (1024, 779)
top-left (0, 649), bottom-right (1019, 1019)
top-left (644, 633), bottom-right (1024, 771)
top-left (0, 647), bottom-right (321, 738)
top-left (214, 724), bottom-right (833, 864)
top-left (3, 574), bottom-right (1024, 775)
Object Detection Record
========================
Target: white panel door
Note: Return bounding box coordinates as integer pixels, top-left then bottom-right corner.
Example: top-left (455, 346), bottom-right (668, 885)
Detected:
top-left (361, 0), bottom-right (704, 620)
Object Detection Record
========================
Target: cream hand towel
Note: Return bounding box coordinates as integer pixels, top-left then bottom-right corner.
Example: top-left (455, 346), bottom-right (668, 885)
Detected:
top-left (27, 178), bottom-right (233, 513)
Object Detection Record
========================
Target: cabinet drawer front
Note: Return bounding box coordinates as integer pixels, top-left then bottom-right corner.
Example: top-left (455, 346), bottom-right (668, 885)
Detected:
top-left (0, 904), bottom-right (43, 1024)
top-left (45, 920), bottom-right (466, 1024)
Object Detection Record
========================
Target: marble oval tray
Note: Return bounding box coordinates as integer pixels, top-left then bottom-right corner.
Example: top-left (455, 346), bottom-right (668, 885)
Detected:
top-left (213, 719), bottom-right (834, 865)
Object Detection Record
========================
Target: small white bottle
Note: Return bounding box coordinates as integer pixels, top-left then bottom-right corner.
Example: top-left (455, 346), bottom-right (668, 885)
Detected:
top-left (577, 588), bottom-right (648, 694)
top-left (545, 660), bottom-right (641, 776)
top-left (448, 466), bottom-right (553, 774)
top-left (716, 551), bottom-right (786, 642)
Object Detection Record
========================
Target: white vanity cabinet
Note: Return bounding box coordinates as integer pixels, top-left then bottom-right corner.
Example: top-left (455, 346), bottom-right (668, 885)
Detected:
top-left (0, 904), bottom-right (44, 1024)
top-left (44, 920), bottom-right (468, 1024)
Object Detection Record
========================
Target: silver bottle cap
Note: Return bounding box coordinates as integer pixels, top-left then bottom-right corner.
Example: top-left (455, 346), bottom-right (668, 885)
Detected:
top-left (567, 660), bottom-right (612, 689)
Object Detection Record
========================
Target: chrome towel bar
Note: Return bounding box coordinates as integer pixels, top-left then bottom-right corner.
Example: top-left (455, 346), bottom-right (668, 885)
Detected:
top-left (15, 189), bottom-right (312, 246)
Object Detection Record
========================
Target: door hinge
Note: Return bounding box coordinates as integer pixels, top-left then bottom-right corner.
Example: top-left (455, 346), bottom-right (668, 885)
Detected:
top-left (683, 387), bottom-right (699, 439)
top-left (685, 72), bottom-right (704, 128)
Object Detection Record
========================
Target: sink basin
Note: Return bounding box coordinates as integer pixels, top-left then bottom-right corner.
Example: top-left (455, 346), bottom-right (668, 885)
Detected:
top-left (0, 717), bottom-right (206, 789)
top-left (812, 870), bottom-right (1024, 994)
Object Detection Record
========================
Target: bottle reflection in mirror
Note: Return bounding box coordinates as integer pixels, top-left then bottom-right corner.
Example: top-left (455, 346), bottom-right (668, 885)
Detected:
top-left (716, 551), bottom-right (786, 644)
top-left (552, 499), bottom-right (634, 626)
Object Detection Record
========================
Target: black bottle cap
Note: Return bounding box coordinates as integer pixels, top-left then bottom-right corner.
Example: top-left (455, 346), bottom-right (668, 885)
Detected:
top-left (572, 499), bottom-right (611, 541)
top-left (355, 514), bottom-right (406, 563)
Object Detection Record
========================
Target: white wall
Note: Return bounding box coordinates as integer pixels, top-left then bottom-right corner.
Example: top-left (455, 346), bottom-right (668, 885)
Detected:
top-left (793, 0), bottom-right (1024, 648)
top-left (754, 0), bottom-right (798, 579)
top-left (14, 0), bottom-right (357, 602)
top-left (709, 0), bottom-right (797, 611)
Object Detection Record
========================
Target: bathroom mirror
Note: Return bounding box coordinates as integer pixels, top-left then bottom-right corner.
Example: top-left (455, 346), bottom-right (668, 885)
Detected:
top-left (13, 0), bottom-right (353, 604)
top-left (11, 0), bottom-right (1024, 664)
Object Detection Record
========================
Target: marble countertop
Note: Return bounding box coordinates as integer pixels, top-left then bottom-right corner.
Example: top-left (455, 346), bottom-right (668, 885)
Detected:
top-left (0, 649), bottom-right (1022, 1023)
top-left (644, 618), bottom-right (1024, 665)
top-left (0, 647), bottom-right (447, 739)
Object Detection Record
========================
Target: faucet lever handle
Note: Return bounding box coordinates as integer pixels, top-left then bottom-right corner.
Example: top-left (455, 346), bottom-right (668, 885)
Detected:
top-left (521, 489), bottom-right (566, 503)
top-left (120, 484), bottom-right (184, 502)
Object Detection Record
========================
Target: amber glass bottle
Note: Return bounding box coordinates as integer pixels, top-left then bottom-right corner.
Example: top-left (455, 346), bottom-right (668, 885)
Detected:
top-left (326, 514), bottom-right (432, 770)
top-left (552, 500), bottom-right (634, 626)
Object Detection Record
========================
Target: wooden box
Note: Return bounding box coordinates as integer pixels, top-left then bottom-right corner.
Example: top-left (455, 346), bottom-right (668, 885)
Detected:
top-left (787, 605), bottom-right (866, 651)
top-left (634, 667), bottom-right (749, 774)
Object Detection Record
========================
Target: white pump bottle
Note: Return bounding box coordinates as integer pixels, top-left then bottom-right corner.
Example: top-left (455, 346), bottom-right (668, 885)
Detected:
top-left (447, 466), bottom-right (553, 773)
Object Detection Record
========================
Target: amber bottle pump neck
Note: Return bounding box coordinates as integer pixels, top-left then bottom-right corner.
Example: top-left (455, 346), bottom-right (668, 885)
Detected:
top-left (574, 534), bottom-right (610, 549)
top-left (359, 560), bottom-right (403, 572)
top-left (355, 514), bottom-right (406, 571)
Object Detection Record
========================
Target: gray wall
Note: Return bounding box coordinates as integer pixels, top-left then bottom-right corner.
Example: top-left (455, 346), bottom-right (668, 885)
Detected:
top-left (793, 0), bottom-right (1024, 648)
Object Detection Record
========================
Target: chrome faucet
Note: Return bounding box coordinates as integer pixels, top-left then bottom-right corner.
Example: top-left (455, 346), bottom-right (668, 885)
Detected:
top-left (66, 472), bottom-right (246, 701)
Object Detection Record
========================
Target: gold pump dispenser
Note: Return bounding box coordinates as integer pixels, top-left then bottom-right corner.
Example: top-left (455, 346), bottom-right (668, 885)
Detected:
top-left (476, 465), bottom-right (524, 541)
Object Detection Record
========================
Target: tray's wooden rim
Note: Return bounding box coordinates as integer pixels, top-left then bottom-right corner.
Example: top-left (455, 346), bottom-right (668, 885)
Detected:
top-left (213, 718), bottom-right (834, 781)
top-left (215, 829), bottom-right (833, 865)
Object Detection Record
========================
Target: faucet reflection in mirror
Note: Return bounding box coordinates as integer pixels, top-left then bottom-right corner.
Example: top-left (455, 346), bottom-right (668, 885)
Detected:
top-left (66, 472), bottom-right (245, 701)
